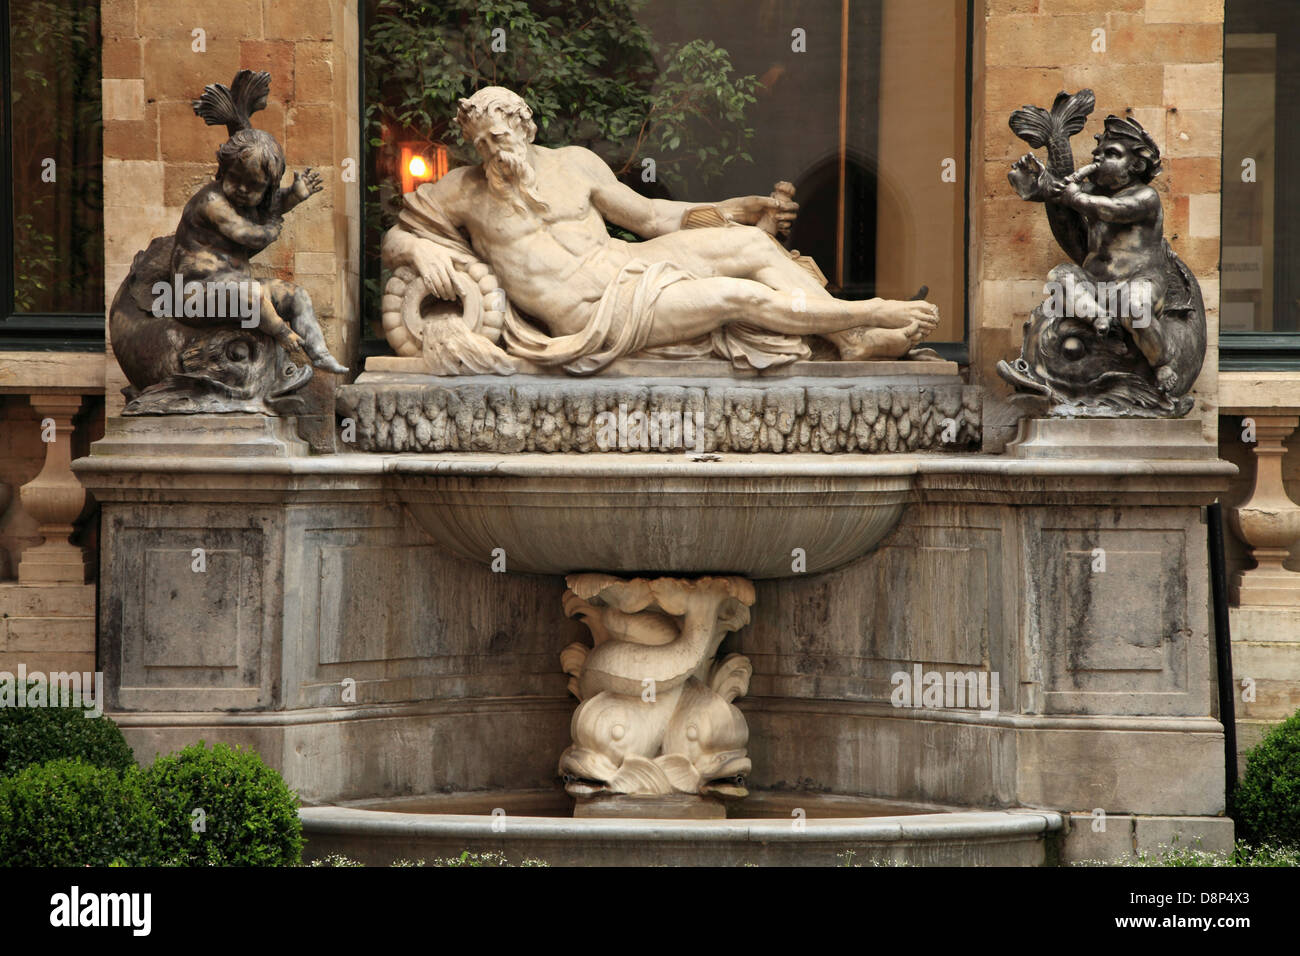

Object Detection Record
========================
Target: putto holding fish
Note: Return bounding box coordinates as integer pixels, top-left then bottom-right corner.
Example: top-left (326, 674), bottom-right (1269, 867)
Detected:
top-left (998, 89), bottom-right (1206, 417)
top-left (109, 70), bottom-right (346, 415)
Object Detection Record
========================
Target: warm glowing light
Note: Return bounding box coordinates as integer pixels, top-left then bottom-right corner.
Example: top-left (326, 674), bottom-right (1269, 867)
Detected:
top-left (399, 143), bottom-right (448, 195)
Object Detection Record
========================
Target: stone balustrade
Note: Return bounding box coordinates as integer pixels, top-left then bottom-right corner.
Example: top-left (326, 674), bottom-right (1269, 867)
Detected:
top-left (0, 353), bottom-right (103, 675)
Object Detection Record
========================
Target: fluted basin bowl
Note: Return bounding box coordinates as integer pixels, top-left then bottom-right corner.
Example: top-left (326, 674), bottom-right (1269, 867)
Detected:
top-left (391, 455), bottom-right (915, 579)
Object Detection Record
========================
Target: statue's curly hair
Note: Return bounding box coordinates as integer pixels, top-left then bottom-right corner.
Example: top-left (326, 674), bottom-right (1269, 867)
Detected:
top-left (1095, 114), bottom-right (1162, 183)
top-left (456, 87), bottom-right (538, 144)
top-left (214, 128), bottom-right (285, 216)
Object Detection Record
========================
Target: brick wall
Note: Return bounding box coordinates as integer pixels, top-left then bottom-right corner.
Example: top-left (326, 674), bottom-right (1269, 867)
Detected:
top-left (100, 0), bottom-right (361, 414)
top-left (970, 0), bottom-right (1223, 443)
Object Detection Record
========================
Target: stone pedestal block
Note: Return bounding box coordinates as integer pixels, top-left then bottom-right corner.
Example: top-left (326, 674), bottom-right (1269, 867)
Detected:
top-left (1006, 417), bottom-right (1215, 459)
top-left (93, 414), bottom-right (310, 458)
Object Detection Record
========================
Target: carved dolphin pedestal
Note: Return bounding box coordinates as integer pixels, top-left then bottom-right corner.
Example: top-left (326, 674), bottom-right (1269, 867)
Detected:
top-left (558, 575), bottom-right (755, 818)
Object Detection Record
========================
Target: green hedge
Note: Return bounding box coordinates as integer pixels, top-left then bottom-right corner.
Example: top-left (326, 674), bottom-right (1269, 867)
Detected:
top-left (1232, 710), bottom-right (1300, 849)
top-left (0, 759), bottom-right (162, 866)
top-left (145, 742), bottom-right (304, 866)
top-left (0, 680), bottom-right (136, 777)
top-left (0, 694), bottom-right (304, 867)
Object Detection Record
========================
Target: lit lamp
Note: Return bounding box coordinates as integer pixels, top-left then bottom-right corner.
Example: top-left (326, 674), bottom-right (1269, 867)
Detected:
top-left (399, 142), bottom-right (448, 194)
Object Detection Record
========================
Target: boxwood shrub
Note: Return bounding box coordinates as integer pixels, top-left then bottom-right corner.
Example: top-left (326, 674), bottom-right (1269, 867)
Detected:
top-left (0, 759), bottom-right (162, 866)
top-left (1232, 710), bottom-right (1300, 849)
top-left (0, 680), bottom-right (135, 777)
top-left (145, 741), bottom-right (304, 866)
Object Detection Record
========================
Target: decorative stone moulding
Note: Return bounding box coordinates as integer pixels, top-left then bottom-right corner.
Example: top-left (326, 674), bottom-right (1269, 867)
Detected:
top-left (336, 365), bottom-right (981, 455)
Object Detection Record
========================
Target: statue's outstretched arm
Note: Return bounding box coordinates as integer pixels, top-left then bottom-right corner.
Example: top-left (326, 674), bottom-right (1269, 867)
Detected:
top-left (580, 147), bottom-right (695, 238)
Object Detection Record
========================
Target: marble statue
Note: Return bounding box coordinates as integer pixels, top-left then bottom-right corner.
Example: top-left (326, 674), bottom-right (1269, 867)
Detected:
top-left (109, 70), bottom-right (347, 415)
top-left (998, 89), bottom-right (1206, 417)
top-left (559, 575), bottom-right (755, 803)
top-left (380, 86), bottom-right (941, 376)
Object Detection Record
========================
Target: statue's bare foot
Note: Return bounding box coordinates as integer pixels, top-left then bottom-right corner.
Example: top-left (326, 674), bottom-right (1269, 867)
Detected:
top-left (1155, 364), bottom-right (1177, 393)
top-left (827, 321), bottom-right (924, 360)
top-left (311, 354), bottom-right (349, 375)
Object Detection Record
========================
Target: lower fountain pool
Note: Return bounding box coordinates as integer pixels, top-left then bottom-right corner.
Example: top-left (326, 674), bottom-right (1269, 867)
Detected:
top-left (299, 791), bottom-right (1063, 866)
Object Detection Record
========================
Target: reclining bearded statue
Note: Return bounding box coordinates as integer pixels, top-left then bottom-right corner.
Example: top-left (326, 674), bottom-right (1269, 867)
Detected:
top-left (380, 86), bottom-right (942, 376)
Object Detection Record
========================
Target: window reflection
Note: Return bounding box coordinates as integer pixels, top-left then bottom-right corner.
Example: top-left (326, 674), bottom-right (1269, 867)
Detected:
top-left (1223, 0), bottom-right (1297, 334)
top-left (5, 1), bottom-right (103, 315)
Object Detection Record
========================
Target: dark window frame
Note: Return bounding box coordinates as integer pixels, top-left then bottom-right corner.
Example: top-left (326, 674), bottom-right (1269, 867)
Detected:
top-left (1220, 0), bottom-right (1300, 370)
top-left (0, 6), bottom-right (105, 351)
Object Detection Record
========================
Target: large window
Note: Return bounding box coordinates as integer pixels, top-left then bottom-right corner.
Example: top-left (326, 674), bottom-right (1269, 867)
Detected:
top-left (0, 1), bottom-right (104, 348)
top-left (1221, 0), bottom-right (1299, 368)
top-left (362, 0), bottom-right (970, 356)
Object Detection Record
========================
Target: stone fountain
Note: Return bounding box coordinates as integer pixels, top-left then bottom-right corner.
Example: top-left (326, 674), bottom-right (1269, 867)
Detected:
top-left (73, 83), bottom-right (1236, 865)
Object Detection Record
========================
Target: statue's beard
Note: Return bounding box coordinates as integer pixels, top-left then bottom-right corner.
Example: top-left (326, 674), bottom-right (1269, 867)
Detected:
top-left (486, 148), bottom-right (548, 215)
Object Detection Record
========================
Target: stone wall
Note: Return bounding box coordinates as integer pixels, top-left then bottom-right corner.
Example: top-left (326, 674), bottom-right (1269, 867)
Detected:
top-left (970, 0), bottom-right (1224, 444)
top-left (100, 0), bottom-right (361, 414)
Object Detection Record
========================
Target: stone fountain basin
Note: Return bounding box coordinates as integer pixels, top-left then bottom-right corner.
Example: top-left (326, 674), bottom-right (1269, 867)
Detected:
top-left (299, 791), bottom-right (1064, 866)
top-left (390, 454), bottom-right (916, 579)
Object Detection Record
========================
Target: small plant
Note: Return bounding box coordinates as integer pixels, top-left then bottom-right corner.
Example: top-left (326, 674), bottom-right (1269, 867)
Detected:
top-left (838, 849), bottom-right (911, 867)
top-left (0, 680), bottom-right (135, 777)
top-left (428, 850), bottom-right (548, 867)
top-left (307, 851), bottom-right (548, 867)
top-left (0, 759), bottom-right (161, 867)
top-left (1231, 710), bottom-right (1300, 849)
top-left (1072, 841), bottom-right (1300, 867)
top-left (144, 741), bottom-right (304, 866)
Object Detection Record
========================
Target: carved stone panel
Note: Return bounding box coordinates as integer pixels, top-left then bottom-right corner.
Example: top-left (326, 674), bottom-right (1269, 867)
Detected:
top-left (745, 509), bottom-right (1009, 708)
top-left (110, 521), bottom-right (270, 711)
top-left (1026, 516), bottom-right (1209, 717)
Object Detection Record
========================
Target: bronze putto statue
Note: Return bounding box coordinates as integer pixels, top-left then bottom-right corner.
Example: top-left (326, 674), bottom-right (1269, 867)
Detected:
top-left (998, 90), bottom-right (1206, 417)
